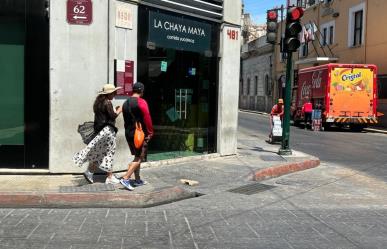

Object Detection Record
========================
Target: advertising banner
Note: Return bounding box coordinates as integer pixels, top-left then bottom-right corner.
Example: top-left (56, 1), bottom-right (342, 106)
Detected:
top-left (330, 68), bottom-right (373, 94)
top-left (148, 11), bottom-right (211, 53)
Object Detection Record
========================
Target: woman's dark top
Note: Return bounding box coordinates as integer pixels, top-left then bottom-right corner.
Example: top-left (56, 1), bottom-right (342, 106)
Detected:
top-left (93, 98), bottom-right (118, 133)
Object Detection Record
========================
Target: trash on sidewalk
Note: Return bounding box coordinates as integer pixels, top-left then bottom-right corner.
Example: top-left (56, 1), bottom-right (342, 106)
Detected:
top-left (180, 179), bottom-right (199, 186)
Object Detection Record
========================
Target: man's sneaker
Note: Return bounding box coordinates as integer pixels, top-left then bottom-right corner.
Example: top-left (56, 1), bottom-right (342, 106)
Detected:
top-left (83, 170), bottom-right (94, 184)
top-left (120, 179), bottom-right (134, 191)
top-left (105, 175), bottom-right (120, 184)
top-left (132, 179), bottom-right (148, 187)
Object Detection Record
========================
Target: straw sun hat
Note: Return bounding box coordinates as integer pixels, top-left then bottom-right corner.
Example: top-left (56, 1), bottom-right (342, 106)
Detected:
top-left (98, 84), bottom-right (122, 95)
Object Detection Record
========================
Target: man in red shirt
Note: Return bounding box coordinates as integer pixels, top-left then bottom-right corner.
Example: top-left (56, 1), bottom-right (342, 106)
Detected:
top-left (302, 98), bottom-right (313, 129)
top-left (271, 98), bottom-right (284, 119)
top-left (120, 82), bottom-right (154, 190)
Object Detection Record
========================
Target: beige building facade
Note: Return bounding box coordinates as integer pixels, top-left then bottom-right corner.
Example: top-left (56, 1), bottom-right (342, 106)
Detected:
top-left (274, 0), bottom-right (387, 126)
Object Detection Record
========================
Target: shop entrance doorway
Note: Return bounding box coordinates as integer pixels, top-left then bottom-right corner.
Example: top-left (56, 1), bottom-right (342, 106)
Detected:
top-left (142, 48), bottom-right (218, 160)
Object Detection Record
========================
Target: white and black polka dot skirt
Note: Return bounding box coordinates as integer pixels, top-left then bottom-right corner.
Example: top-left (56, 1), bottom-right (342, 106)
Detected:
top-left (73, 126), bottom-right (116, 172)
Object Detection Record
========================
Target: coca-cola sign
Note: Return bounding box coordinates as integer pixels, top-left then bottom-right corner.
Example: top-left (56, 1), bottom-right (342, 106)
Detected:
top-left (301, 82), bottom-right (311, 98)
top-left (296, 68), bottom-right (327, 107)
top-left (311, 70), bottom-right (322, 88)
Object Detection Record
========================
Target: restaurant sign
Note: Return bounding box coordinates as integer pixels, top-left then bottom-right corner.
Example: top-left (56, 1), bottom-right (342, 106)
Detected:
top-left (148, 11), bottom-right (211, 53)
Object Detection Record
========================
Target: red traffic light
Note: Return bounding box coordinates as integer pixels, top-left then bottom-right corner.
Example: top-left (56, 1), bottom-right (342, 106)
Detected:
top-left (267, 10), bottom-right (277, 20)
top-left (288, 7), bottom-right (304, 21)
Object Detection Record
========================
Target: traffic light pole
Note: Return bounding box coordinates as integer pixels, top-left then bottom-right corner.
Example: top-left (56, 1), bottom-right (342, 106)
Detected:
top-left (279, 51), bottom-right (293, 156)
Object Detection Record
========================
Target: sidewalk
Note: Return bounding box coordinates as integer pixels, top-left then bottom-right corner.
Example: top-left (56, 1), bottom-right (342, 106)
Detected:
top-left (0, 133), bottom-right (319, 208)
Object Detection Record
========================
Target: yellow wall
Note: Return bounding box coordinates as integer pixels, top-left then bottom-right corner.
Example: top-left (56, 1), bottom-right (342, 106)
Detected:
top-left (365, 0), bottom-right (387, 74)
top-left (274, 0), bottom-right (387, 74)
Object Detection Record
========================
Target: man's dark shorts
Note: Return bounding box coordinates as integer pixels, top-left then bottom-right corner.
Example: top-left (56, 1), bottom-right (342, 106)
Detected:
top-left (126, 135), bottom-right (148, 161)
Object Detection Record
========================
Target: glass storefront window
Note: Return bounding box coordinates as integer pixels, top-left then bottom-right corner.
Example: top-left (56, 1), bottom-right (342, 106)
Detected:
top-left (138, 7), bottom-right (219, 160)
top-left (0, 0), bottom-right (49, 168)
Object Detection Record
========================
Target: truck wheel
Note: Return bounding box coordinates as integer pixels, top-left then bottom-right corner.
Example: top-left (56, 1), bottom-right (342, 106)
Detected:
top-left (323, 123), bottom-right (331, 131)
top-left (293, 119), bottom-right (300, 127)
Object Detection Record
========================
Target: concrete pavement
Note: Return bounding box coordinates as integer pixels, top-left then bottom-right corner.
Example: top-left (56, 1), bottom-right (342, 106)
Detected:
top-left (0, 134), bottom-right (319, 208)
top-left (2, 114), bottom-right (387, 248)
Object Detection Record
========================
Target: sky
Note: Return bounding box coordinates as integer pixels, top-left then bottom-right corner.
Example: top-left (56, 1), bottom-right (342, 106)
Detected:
top-left (243, 0), bottom-right (288, 25)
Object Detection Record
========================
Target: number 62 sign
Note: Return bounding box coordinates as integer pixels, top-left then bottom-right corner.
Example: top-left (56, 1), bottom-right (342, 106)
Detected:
top-left (67, 0), bottom-right (93, 25)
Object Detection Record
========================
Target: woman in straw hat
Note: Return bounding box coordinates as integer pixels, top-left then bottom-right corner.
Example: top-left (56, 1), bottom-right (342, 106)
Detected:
top-left (73, 84), bottom-right (122, 184)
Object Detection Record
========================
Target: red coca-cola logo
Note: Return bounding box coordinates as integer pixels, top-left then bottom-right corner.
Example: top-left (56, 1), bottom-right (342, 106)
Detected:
top-left (301, 82), bottom-right (311, 98)
top-left (312, 71), bottom-right (322, 88)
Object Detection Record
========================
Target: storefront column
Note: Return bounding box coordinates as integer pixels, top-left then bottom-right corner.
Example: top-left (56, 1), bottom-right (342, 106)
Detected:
top-left (217, 23), bottom-right (241, 156)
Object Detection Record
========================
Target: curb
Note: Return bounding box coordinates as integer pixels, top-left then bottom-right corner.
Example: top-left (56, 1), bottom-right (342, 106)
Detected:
top-left (0, 186), bottom-right (196, 208)
top-left (239, 109), bottom-right (269, 116)
top-left (250, 159), bottom-right (320, 181)
top-left (364, 128), bottom-right (387, 135)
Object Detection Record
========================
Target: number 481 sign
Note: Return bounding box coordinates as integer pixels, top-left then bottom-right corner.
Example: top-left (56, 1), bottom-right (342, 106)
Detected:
top-left (67, 0), bottom-right (93, 25)
top-left (227, 29), bottom-right (239, 40)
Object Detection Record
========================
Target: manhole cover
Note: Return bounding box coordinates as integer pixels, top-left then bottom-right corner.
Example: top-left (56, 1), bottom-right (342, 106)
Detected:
top-left (59, 184), bottom-right (115, 193)
top-left (260, 155), bottom-right (286, 161)
top-left (227, 183), bottom-right (275, 195)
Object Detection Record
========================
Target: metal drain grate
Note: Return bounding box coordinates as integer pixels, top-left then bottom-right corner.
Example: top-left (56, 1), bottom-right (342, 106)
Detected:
top-left (227, 183), bottom-right (275, 195)
top-left (59, 184), bottom-right (115, 193)
top-left (260, 155), bottom-right (286, 162)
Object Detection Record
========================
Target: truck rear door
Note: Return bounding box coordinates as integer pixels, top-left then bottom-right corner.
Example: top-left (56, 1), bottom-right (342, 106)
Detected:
top-left (329, 67), bottom-right (375, 118)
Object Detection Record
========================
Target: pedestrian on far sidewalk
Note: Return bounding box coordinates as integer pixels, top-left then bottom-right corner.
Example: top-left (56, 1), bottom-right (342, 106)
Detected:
top-left (73, 84), bottom-right (122, 185)
top-left (270, 98), bottom-right (284, 120)
top-left (120, 82), bottom-right (154, 191)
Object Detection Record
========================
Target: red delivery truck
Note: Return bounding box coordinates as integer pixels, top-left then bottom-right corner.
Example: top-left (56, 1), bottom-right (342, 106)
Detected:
top-left (292, 63), bottom-right (378, 130)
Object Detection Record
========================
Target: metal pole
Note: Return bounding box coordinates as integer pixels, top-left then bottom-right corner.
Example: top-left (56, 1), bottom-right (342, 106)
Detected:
top-left (279, 51), bottom-right (293, 155)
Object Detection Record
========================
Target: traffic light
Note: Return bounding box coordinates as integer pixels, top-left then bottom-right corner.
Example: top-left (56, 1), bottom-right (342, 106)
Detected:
top-left (283, 7), bottom-right (304, 52)
top-left (266, 9), bottom-right (278, 44)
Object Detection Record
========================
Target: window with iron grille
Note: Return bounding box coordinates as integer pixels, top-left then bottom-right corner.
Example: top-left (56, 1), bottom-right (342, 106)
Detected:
top-left (265, 75), bottom-right (272, 96)
top-left (329, 26), bottom-right (334, 45)
top-left (247, 78), bottom-right (251, 95)
top-left (323, 28), bottom-right (327, 46)
top-left (300, 42), bottom-right (308, 57)
top-left (254, 76), bottom-right (258, 95)
top-left (320, 21), bottom-right (335, 46)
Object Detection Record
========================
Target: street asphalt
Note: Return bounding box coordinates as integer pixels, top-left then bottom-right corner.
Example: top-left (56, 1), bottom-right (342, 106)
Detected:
top-left (238, 111), bottom-right (387, 183)
top-left (0, 111), bottom-right (386, 248)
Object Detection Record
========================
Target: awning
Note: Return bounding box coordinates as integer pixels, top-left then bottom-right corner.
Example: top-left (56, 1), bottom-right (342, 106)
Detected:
top-left (295, 57), bottom-right (339, 65)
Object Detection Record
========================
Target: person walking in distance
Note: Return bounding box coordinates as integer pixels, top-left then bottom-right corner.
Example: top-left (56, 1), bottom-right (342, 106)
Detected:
top-left (270, 98), bottom-right (284, 119)
top-left (269, 98), bottom-right (284, 140)
top-left (302, 97), bottom-right (313, 129)
top-left (120, 82), bottom-right (154, 190)
top-left (73, 84), bottom-right (122, 184)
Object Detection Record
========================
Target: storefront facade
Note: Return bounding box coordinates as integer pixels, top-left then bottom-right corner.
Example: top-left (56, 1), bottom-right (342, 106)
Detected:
top-left (137, 6), bottom-right (219, 160)
top-left (0, 0), bottom-right (241, 173)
